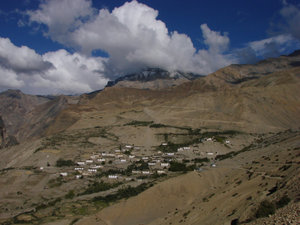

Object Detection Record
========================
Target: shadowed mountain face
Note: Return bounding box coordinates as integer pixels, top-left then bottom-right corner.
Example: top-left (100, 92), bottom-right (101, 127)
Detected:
top-left (0, 90), bottom-right (79, 143)
top-left (0, 116), bottom-right (18, 149)
top-left (0, 90), bottom-right (50, 139)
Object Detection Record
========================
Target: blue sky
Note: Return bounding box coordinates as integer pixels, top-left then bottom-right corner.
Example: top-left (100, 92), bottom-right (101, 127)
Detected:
top-left (0, 0), bottom-right (299, 95)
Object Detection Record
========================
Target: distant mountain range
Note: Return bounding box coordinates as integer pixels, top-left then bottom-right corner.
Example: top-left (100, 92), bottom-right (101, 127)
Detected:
top-left (0, 50), bottom-right (300, 225)
top-left (0, 50), bottom-right (299, 144)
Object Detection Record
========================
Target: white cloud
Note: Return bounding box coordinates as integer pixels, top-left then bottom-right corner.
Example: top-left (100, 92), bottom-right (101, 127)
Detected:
top-left (200, 24), bottom-right (230, 53)
top-left (0, 37), bottom-right (53, 74)
top-left (6, 0), bottom-right (298, 95)
top-left (249, 34), bottom-right (294, 57)
top-left (36, 50), bottom-right (108, 95)
top-left (28, 0), bottom-right (93, 44)
top-left (27, 0), bottom-right (235, 76)
top-left (234, 1), bottom-right (300, 63)
top-left (0, 67), bottom-right (24, 89)
top-left (0, 37), bottom-right (108, 95)
top-left (235, 33), bottom-right (300, 63)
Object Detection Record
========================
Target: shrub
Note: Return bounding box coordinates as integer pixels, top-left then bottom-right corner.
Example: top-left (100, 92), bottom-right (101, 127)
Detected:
top-left (169, 161), bottom-right (187, 172)
top-left (169, 161), bottom-right (194, 172)
top-left (255, 200), bottom-right (275, 218)
top-left (56, 158), bottom-right (74, 167)
top-left (92, 183), bottom-right (151, 203)
top-left (81, 181), bottom-right (120, 195)
top-left (193, 157), bottom-right (210, 163)
top-left (65, 190), bottom-right (75, 199)
top-left (125, 120), bottom-right (153, 126)
top-left (276, 195), bottom-right (291, 209)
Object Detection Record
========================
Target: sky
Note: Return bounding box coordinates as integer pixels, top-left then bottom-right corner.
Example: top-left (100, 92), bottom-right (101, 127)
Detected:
top-left (0, 0), bottom-right (299, 95)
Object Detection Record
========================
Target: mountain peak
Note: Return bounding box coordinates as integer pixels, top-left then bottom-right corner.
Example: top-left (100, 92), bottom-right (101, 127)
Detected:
top-left (106, 68), bottom-right (202, 89)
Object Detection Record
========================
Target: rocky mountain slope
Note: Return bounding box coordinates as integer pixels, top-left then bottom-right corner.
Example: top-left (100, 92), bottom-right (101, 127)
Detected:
top-left (0, 90), bottom-right (79, 142)
top-left (0, 52), bottom-right (299, 225)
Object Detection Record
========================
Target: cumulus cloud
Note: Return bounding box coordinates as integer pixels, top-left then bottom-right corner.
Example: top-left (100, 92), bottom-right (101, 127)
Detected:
top-left (8, 0), bottom-right (298, 94)
top-left (28, 0), bottom-right (94, 44)
top-left (0, 37), bottom-right (53, 74)
top-left (0, 37), bottom-right (108, 95)
top-left (27, 0), bottom-right (235, 76)
top-left (200, 24), bottom-right (229, 53)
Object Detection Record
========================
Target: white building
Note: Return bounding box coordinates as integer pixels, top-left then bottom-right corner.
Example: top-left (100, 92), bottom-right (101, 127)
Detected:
top-left (108, 175), bottom-right (118, 179)
top-left (90, 165), bottom-right (103, 169)
top-left (74, 167), bottom-right (84, 171)
top-left (161, 163), bottom-right (170, 167)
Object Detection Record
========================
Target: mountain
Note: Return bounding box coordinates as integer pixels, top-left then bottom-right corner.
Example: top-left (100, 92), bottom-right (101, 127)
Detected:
top-left (0, 90), bottom-right (79, 142)
top-left (0, 52), bottom-right (299, 225)
top-left (106, 68), bottom-right (202, 90)
top-left (0, 116), bottom-right (18, 149)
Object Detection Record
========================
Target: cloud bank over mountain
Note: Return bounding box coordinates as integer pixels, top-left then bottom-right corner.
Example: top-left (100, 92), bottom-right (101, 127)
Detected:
top-left (0, 0), bottom-right (299, 95)
top-left (27, 0), bottom-right (234, 75)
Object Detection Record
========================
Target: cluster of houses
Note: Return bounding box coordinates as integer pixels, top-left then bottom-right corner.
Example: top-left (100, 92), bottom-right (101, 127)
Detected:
top-left (57, 137), bottom-right (231, 181)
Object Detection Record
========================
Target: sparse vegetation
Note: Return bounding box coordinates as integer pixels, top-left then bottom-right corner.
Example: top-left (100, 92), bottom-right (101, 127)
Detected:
top-left (168, 161), bottom-right (194, 172)
top-left (255, 200), bottom-right (276, 218)
top-left (193, 157), bottom-right (210, 163)
top-left (36, 127), bottom-right (118, 151)
top-left (124, 120), bottom-right (154, 126)
top-left (80, 181), bottom-right (121, 195)
top-left (48, 177), bottom-right (64, 188)
top-left (56, 158), bottom-right (75, 167)
top-left (92, 182), bottom-right (152, 203)
top-left (65, 190), bottom-right (75, 199)
top-left (276, 195), bottom-right (291, 209)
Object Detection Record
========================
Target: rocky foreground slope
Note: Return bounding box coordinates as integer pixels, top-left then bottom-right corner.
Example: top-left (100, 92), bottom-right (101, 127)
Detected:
top-left (0, 52), bottom-right (299, 225)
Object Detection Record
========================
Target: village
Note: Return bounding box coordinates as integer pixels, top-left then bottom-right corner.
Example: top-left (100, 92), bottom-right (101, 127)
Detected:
top-left (51, 137), bottom-right (231, 185)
